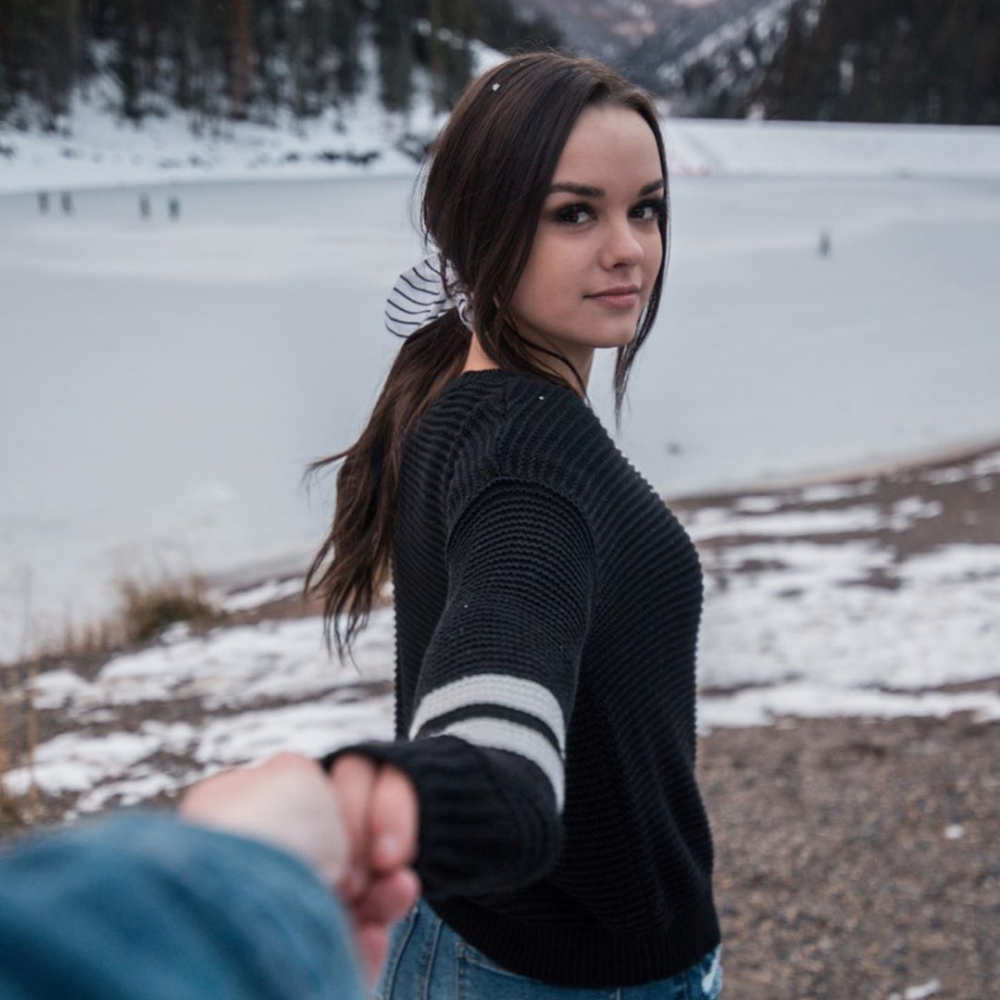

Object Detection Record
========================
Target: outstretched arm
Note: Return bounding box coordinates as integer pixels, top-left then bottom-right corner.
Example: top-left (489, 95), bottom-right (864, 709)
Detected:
top-left (323, 477), bottom-right (597, 899)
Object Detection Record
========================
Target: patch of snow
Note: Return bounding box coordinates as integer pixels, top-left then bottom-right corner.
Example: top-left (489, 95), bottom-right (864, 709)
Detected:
top-left (219, 577), bottom-right (305, 613)
top-left (24, 668), bottom-right (97, 709)
top-left (698, 542), bottom-right (1000, 690)
top-left (687, 505), bottom-right (885, 539)
top-left (3, 730), bottom-right (164, 796)
top-left (733, 495), bottom-right (784, 513)
top-left (194, 696), bottom-right (393, 765)
top-left (698, 683), bottom-right (1000, 733)
top-left (797, 481), bottom-right (879, 503)
top-left (897, 545), bottom-right (1000, 584)
top-left (93, 610), bottom-right (393, 708)
top-left (887, 979), bottom-right (942, 1000)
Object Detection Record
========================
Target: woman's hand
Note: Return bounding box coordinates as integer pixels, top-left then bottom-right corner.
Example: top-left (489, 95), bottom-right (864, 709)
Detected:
top-left (328, 754), bottom-right (421, 980)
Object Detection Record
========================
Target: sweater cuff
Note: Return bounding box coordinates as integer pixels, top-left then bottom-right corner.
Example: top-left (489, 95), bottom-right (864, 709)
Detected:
top-left (320, 737), bottom-right (558, 897)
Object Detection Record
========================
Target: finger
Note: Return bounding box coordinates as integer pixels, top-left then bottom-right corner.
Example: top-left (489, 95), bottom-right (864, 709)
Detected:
top-left (355, 924), bottom-right (389, 987)
top-left (368, 764), bottom-right (419, 873)
top-left (350, 867), bottom-right (421, 928)
top-left (328, 755), bottom-right (378, 898)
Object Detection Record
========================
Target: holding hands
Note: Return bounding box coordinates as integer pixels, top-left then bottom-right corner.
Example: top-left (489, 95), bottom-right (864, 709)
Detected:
top-left (179, 751), bottom-right (421, 986)
top-left (328, 753), bottom-right (422, 980)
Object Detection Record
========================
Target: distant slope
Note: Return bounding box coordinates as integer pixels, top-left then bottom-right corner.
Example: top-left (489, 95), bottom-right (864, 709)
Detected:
top-left (625, 0), bottom-right (809, 115)
top-left (532, 0), bottom-right (1000, 125)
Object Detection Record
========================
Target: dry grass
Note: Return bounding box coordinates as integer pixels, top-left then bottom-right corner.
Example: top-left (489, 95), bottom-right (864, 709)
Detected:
top-left (112, 569), bottom-right (223, 645)
top-left (0, 658), bottom-right (38, 832)
top-left (32, 568), bottom-right (227, 661)
top-left (0, 568), bottom-right (225, 831)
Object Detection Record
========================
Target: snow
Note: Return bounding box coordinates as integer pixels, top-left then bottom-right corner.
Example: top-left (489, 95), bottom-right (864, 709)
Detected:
top-left (889, 980), bottom-right (942, 1000)
top-left (3, 729), bottom-right (167, 796)
top-left (218, 577), bottom-right (305, 612)
top-left (699, 551), bottom-right (1000, 691)
top-left (659, 117), bottom-right (1000, 180)
top-left (95, 609), bottom-right (393, 708)
top-left (0, 36), bottom-right (503, 196)
top-left (5, 103), bottom-right (1000, 195)
top-left (684, 498), bottom-right (944, 539)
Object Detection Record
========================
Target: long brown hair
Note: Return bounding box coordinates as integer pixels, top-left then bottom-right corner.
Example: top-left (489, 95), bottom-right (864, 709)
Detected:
top-left (303, 50), bottom-right (671, 665)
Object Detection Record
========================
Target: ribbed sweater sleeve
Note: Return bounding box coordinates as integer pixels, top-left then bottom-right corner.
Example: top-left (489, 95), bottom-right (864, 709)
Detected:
top-left (321, 475), bottom-right (597, 898)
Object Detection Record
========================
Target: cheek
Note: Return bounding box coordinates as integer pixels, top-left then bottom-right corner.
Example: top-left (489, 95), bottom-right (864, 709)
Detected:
top-left (644, 230), bottom-right (664, 276)
top-left (511, 236), bottom-right (583, 318)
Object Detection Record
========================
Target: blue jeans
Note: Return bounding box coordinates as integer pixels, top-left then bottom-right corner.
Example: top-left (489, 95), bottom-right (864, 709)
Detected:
top-left (375, 896), bottom-right (724, 1000)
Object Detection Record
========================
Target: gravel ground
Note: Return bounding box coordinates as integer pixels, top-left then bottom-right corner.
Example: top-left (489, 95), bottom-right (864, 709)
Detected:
top-left (699, 711), bottom-right (998, 1000)
top-left (677, 439), bottom-right (1000, 1000)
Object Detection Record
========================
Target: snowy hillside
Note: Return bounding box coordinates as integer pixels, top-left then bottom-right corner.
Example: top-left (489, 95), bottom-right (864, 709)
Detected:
top-left (4, 82), bottom-right (1000, 196)
top-left (0, 35), bottom-right (506, 195)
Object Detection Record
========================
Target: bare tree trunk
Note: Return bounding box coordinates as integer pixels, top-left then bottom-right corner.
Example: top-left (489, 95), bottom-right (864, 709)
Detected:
top-left (229, 0), bottom-right (251, 119)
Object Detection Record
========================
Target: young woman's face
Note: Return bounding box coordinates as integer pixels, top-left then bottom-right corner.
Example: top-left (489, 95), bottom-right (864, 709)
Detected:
top-left (508, 103), bottom-right (665, 384)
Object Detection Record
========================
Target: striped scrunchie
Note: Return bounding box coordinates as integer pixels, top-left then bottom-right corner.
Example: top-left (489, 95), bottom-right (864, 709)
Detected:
top-left (384, 254), bottom-right (475, 338)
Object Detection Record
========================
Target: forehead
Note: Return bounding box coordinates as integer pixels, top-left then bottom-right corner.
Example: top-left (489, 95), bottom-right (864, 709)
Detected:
top-left (552, 105), bottom-right (661, 191)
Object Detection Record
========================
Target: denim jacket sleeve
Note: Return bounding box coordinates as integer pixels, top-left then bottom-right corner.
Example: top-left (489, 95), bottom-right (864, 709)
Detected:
top-left (0, 809), bottom-right (366, 1000)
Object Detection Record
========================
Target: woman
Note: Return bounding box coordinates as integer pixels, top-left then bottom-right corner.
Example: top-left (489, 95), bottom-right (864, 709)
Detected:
top-left (307, 50), bottom-right (724, 999)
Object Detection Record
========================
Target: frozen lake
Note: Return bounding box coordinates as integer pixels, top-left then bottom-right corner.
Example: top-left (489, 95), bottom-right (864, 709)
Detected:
top-left (2, 171), bottom-right (999, 661)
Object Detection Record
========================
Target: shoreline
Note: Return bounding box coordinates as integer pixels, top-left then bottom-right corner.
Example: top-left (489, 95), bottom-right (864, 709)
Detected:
top-left (667, 432), bottom-right (1000, 501)
top-left (7, 430), bottom-right (999, 669)
top-left (4, 431), bottom-right (999, 671)
top-left (212, 432), bottom-right (1000, 595)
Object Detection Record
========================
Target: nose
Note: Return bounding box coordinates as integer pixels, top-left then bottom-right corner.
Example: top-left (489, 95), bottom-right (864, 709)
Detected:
top-left (599, 214), bottom-right (644, 271)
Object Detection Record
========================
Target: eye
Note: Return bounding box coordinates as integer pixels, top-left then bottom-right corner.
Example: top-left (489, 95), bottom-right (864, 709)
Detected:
top-left (554, 203), bottom-right (595, 226)
top-left (633, 197), bottom-right (667, 222)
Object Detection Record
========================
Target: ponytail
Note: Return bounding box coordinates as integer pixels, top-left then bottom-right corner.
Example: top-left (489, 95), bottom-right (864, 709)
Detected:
top-left (302, 311), bottom-right (470, 667)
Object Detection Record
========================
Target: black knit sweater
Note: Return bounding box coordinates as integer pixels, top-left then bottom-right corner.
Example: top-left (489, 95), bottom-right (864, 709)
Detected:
top-left (321, 368), bottom-right (721, 988)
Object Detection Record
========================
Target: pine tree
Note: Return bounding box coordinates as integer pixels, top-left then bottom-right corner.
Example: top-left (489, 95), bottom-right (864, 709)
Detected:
top-left (252, 0), bottom-right (284, 120)
top-left (426, 0), bottom-right (444, 113)
top-left (750, 0), bottom-right (1000, 124)
top-left (439, 0), bottom-right (473, 109)
top-left (331, 0), bottom-right (362, 98)
top-left (114, 0), bottom-right (142, 120)
top-left (377, 0), bottom-right (414, 113)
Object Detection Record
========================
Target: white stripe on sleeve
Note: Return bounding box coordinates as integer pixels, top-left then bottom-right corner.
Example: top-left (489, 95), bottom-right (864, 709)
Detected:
top-left (439, 717), bottom-right (566, 811)
top-left (408, 673), bottom-right (566, 753)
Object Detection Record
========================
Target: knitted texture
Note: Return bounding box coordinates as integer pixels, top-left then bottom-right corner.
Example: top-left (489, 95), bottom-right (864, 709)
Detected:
top-left (321, 368), bottom-right (720, 987)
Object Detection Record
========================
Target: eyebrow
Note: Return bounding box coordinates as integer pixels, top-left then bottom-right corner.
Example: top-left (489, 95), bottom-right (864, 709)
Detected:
top-left (546, 179), bottom-right (664, 198)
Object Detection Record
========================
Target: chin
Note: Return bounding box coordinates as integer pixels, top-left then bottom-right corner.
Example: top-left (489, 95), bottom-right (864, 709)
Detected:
top-left (599, 326), bottom-right (639, 347)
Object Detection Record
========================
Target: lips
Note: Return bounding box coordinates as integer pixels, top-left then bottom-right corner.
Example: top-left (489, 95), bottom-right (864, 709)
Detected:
top-left (587, 285), bottom-right (640, 308)
top-left (589, 284), bottom-right (640, 297)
